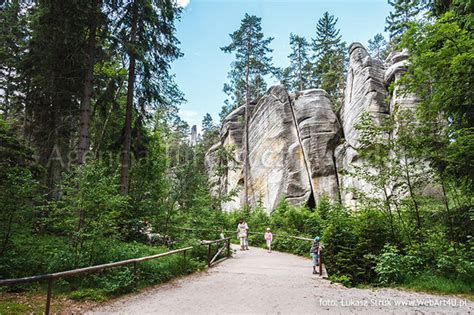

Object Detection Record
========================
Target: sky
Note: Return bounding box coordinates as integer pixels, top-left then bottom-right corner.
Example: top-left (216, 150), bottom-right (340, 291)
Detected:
top-left (172, 0), bottom-right (391, 130)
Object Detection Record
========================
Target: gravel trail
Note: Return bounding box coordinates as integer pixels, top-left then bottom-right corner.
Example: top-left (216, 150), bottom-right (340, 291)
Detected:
top-left (90, 246), bottom-right (473, 314)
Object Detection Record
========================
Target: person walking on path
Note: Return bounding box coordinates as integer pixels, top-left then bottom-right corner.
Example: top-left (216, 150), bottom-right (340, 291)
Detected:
top-left (310, 236), bottom-right (321, 274)
top-left (264, 228), bottom-right (273, 253)
top-left (237, 218), bottom-right (249, 250)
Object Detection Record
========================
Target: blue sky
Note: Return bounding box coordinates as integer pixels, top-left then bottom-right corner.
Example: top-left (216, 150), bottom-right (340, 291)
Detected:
top-left (172, 0), bottom-right (391, 130)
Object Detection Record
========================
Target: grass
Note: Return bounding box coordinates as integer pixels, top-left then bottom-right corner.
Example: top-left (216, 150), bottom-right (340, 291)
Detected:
top-left (400, 273), bottom-right (474, 299)
top-left (0, 301), bottom-right (32, 314)
top-left (68, 288), bottom-right (107, 302)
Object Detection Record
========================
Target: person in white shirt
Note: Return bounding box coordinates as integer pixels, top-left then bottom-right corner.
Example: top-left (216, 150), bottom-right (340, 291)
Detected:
top-left (236, 218), bottom-right (249, 250)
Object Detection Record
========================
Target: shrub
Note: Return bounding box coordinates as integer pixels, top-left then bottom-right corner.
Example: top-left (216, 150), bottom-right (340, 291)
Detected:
top-left (374, 244), bottom-right (404, 285)
top-left (329, 274), bottom-right (353, 287)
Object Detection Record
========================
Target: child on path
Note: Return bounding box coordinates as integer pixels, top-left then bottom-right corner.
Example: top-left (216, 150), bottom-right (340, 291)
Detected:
top-left (264, 228), bottom-right (273, 253)
top-left (310, 236), bottom-right (321, 274)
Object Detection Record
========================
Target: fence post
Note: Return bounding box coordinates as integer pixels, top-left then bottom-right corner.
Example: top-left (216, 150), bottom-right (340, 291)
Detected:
top-left (133, 261), bottom-right (138, 290)
top-left (45, 278), bottom-right (53, 315)
top-left (319, 251), bottom-right (323, 276)
top-left (207, 243), bottom-right (212, 268)
top-left (183, 249), bottom-right (187, 271)
top-left (227, 239), bottom-right (231, 257)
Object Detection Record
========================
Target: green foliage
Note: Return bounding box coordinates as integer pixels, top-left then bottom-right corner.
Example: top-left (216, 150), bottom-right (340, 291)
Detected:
top-left (287, 33), bottom-right (312, 92)
top-left (402, 273), bottom-right (474, 295)
top-left (220, 13), bottom-right (276, 113)
top-left (328, 274), bottom-right (353, 287)
top-left (49, 162), bottom-right (129, 262)
top-left (385, 0), bottom-right (427, 40)
top-left (69, 288), bottom-right (107, 302)
top-left (0, 0), bottom-right (28, 121)
top-left (399, 11), bottom-right (474, 187)
top-left (115, 0), bottom-right (184, 112)
top-left (368, 33), bottom-right (388, 60)
top-left (0, 119), bottom-right (43, 259)
top-left (310, 12), bottom-right (346, 107)
top-left (0, 301), bottom-right (31, 314)
top-left (374, 245), bottom-right (404, 285)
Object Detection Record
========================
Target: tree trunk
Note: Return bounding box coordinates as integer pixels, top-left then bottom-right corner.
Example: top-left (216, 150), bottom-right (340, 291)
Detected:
top-left (403, 155), bottom-right (421, 229)
top-left (77, 0), bottom-right (100, 164)
top-left (298, 45), bottom-right (303, 91)
top-left (119, 4), bottom-right (137, 195)
top-left (94, 79), bottom-right (124, 157)
top-left (3, 67), bottom-right (12, 120)
top-left (243, 48), bottom-right (250, 208)
top-left (383, 185), bottom-right (397, 242)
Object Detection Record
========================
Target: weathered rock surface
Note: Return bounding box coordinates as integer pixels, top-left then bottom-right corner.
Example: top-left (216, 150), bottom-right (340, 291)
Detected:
top-left (291, 89), bottom-right (341, 203)
top-left (206, 86), bottom-right (342, 212)
top-left (206, 43), bottom-right (418, 212)
top-left (247, 85), bottom-right (300, 210)
top-left (336, 42), bottom-right (390, 208)
top-left (385, 50), bottom-right (419, 114)
top-left (341, 42), bottom-right (389, 149)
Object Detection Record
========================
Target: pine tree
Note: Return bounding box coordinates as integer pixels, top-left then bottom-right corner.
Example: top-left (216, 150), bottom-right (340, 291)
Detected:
top-left (385, 0), bottom-right (425, 40)
top-left (311, 12), bottom-right (346, 107)
top-left (368, 33), bottom-right (388, 60)
top-left (22, 0), bottom-right (90, 198)
top-left (202, 113), bottom-right (215, 134)
top-left (115, 0), bottom-right (183, 194)
top-left (277, 66), bottom-right (292, 90)
top-left (0, 0), bottom-right (28, 124)
top-left (288, 34), bottom-right (312, 91)
top-left (221, 13), bottom-right (276, 207)
top-left (77, 0), bottom-right (105, 165)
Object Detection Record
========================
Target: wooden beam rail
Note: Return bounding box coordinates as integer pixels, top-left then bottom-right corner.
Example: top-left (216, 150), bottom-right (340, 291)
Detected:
top-left (175, 226), bottom-right (314, 241)
top-left (0, 246), bottom-right (193, 315)
top-left (201, 237), bottom-right (231, 267)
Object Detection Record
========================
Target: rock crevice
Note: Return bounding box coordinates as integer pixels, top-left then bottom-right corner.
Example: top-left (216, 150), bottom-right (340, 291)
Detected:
top-left (205, 43), bottom-right (415, 212)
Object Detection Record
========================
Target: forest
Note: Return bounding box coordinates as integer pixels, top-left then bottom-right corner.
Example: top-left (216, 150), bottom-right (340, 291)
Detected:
top-left (0, 0), bottom-right (473, 311)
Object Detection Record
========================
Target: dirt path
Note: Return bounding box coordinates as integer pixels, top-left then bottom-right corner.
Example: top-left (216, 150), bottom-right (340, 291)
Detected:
top-left (90, 246), bottom-right (472, 314)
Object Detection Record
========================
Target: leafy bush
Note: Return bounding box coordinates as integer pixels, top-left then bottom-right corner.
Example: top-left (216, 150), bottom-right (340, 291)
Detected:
top-left (329, 274), bottom-right (352, 287)
top-left (374, 244), bottom-right (404, 285)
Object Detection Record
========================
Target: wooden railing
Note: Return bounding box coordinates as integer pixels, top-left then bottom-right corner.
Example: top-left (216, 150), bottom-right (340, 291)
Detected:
top-left (176, 226), bottom-right (324, 276)
top-left (201, 237), bottom-right (231, 267)
top-left (0, 246), bottom-right (193, 315)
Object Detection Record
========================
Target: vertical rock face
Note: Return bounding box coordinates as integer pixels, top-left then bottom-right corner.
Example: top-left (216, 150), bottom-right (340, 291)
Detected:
top-left (336, 43), bottom-right (389, 208)
top-left (247, 85), bottom-right (300, 210)
top-left (206, 43), bottom-right (418, 212)
top-left (292, 89), bottom-right (341, 202)
top-left (385, 50), bottom-right (419, 115)
top-left (206, 86), bottom-right (341, 212)
top-left (341, 43), bottom-right (389, 149)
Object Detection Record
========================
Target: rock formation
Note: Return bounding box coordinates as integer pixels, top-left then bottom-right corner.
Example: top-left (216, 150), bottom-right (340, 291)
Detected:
top-left (205, 43), bottom-right (415, 212)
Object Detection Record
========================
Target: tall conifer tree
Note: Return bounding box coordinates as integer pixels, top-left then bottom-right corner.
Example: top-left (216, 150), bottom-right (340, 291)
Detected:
top-left (115, 0), bottom-right (183, 194)
top-left (221, 14), bottom-right (275, 207)
top-left (311, 12), bottom-right (346, 108)
top-left (288, 34), bottom-right (311, 92)
top-left (385, 0), bottom-right (425, 40)
top-left (0, 0), bottom-right (28, 123)
top-left (368, 33), bottom-right (388, 60)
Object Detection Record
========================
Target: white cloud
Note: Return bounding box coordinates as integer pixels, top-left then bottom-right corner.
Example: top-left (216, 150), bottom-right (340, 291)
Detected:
top-left (176, 0), bottom-right (190, 8)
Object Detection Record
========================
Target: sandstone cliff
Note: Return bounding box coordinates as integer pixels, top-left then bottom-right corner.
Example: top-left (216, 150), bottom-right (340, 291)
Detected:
top-left (205, 43), bottom-right (414, 212)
